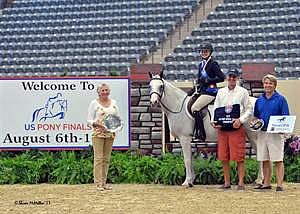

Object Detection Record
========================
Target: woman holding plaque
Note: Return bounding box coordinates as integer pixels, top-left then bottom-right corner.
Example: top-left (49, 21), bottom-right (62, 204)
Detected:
top-left (87, 83), bottom-right (120, 191)
top-left (211, 68), bottom-right (252, 191)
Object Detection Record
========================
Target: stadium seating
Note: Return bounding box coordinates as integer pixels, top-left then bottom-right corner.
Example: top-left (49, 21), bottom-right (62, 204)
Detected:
top-left (0, 0), bottom-right (199, 76)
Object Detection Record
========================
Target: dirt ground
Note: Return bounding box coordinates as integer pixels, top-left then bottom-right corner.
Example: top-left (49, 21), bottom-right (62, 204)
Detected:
top-left (0, 183), bottom-right (299, 214)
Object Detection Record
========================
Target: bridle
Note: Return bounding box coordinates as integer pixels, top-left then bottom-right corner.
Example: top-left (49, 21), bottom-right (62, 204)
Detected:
top-left (149, 77), bottom-right (188, 114)
top-left (149, 77), bottom-right (165, 99)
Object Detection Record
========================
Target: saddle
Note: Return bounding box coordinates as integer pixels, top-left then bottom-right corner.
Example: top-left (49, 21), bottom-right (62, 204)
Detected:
top-left (187, 94), bottom-right (213, 141)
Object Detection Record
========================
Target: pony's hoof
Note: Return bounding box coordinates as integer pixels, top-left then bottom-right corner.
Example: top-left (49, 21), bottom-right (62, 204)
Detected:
top-left (182, 183), bottom-right (194, 188)
top-left (253, 179), bottom-right (263, 186)
top-left (182, 182), bottom-right (188, 186)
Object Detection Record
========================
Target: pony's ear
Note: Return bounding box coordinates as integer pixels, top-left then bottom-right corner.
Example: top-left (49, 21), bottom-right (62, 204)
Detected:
top-left (148, 72), bottom-right (152, 78)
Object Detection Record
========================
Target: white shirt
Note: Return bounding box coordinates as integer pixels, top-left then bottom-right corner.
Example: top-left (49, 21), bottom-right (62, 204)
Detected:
top-left (87, 98), bottom-right (119, 125)
top-left (213, 85), bottom-right (252, 124)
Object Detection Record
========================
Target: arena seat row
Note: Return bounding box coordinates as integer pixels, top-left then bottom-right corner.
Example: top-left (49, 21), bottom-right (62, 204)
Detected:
top-left (1, 14), bottom-right (183, 24)
top-left (163, 70), bottom-right (300, 81)
top-left (5, 6), bottom-right (192, 18)
top-left (174, 42), bottom-right (300, 54)
top-left (208, 8), bottom-right (300, 20)
top-left (12, 0), bottom-right (197, 10)
top-left (217, 1), bottom-right (300, 11)
top-left (224, 0), bottom-right (278, 3)
top-left (0, 36), bottom-right (158, 47)
top-left (0, 20), bottom-right (176, 31)
top-left (183, 36), bottom-right (300, 46)
top-left (164, 57), bottom-right (300, 69)
top-left (0, 41), bottom-right (155, 51)
top-left (192, 25), bottom-right (300, 37)
top-left (165, 52), bottom-right (300, 64)
top-left (201, 16), bottom-right (300, 28)
top-left (1, 22), bottom-right (176, 35)
top-left (0, 55), bottom-right (142, 66)
top-left (0, 29), bottom-right (167, 41)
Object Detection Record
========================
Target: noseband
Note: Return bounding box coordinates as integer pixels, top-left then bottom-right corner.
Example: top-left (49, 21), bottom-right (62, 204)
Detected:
top-left (149, 77), bottom-right (165, 99)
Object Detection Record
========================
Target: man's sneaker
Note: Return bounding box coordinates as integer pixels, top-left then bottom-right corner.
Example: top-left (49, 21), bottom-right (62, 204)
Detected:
top-left (276, 186), bottom-right (284, 192)
top-left (218, 184), bottom-right (231, 190)
top-left (254, 185), bottom-right (272, 191)
top-left (253, 184), bottom-right (263, 189)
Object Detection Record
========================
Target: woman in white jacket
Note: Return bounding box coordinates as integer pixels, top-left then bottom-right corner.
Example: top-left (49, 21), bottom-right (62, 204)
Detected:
top-left (87, 83), bottom-right (120, 191)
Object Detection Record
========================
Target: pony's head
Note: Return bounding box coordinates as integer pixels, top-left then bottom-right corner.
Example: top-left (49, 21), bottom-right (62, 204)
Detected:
top-left (149, 71), bottom-right (164, 107)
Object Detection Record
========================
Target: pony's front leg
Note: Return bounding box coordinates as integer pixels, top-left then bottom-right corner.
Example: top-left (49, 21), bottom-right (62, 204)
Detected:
top-left (179, 136), bottom-right (194, 187)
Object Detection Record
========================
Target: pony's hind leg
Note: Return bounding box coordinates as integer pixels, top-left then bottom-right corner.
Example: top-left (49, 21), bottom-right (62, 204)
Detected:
top-left (179, 136), bottom-right (194, 187)
top-left (247, 132), bottom-right (264, 185)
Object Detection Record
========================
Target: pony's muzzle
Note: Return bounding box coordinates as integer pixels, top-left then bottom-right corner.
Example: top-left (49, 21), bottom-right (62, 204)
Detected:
top-left (150, 99), bottom-right (159, 107)
top-left (150, 93), bottom-right (160, 107)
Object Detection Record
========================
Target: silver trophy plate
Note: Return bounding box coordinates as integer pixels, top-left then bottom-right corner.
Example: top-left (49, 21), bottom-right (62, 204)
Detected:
top-left (102, 114), bottom-right (123, 132)
top-left (249, 118), bottom-right (264, 132)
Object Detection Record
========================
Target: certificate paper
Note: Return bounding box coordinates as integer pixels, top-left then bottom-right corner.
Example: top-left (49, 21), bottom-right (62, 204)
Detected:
top-left (267, 116), bottom-right (296, 133)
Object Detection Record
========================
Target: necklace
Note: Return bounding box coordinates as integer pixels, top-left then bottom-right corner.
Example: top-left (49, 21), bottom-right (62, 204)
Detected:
top-left (98, 98), bottom-right (111, 107)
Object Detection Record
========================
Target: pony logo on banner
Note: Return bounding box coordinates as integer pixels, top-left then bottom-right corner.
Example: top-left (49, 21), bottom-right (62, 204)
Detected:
top-left (32, 93), bottom-right (68, 122)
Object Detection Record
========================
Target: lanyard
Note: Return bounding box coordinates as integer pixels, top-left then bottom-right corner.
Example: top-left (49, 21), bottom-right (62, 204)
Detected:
top-left (200, 56), bottom-right (211, 73)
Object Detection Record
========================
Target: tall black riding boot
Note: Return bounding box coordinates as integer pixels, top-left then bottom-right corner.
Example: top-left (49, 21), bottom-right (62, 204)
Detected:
top-left (193, 111), bottom-right (206, 141)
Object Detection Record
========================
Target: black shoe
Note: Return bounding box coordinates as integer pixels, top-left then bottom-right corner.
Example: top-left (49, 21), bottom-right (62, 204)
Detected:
top-left (254, 185), bottom-right (272, 191)
top-left (218, 184), bottom-right (231, 190)
top-left (276, 186), bottom-right (284, 192)
top-left (253, 184), bottom-right (263, 189)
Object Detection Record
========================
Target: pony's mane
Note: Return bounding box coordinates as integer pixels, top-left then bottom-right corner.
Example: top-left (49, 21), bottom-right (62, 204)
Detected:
top-left (157, 76), bottom-right (186, 96)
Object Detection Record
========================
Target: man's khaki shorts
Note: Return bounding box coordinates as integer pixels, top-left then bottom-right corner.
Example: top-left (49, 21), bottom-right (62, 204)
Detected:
top-left (256, 131), bottom-right (284, 162)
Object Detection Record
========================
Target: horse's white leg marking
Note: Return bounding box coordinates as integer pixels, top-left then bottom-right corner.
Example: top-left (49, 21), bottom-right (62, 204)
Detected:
top-left (246, 129), bottom-right (264, 184)
top-left (180, 136), bottom-right (194, 186)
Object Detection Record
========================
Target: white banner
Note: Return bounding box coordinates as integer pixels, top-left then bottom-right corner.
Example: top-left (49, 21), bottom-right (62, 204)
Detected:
top-left (0, 77), bottom-right (130, 150)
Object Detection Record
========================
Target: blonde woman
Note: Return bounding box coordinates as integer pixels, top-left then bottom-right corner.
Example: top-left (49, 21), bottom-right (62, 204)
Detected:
top-left (87, 83), bottom-right (120, 191)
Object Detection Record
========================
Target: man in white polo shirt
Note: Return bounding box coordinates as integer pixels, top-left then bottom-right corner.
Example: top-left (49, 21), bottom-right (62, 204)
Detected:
top-left (212, 68), bottom-right (252, 191)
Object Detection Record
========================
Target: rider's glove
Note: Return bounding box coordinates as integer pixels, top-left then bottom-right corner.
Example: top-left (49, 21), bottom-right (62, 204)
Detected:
top-left (187, 88), bottom-right (195, 96)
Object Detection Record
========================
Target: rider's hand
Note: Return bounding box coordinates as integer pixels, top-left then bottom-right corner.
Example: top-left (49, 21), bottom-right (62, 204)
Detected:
top-left (187, 88), bottom-right (195, 96)
top-left (199, 76), bottom-right (207, 84)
